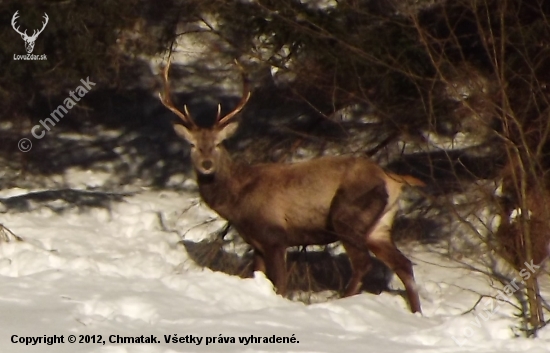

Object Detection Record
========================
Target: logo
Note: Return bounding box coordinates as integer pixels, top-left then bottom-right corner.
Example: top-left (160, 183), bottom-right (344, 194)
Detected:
top-left (11, 10), bottom-right (48, 60)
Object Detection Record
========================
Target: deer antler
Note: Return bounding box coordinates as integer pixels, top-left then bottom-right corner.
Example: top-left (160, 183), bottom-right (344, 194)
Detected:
top-left (158, 57), bottom-right (196, 128)
top-left (11, 11), bottom-right (28, 37)
top-left (217, 60), bottom-right (251, 126)
top-left (30, 13), bottom-right (49, 40)
top-left (11, 11), bottom-right (48, 39)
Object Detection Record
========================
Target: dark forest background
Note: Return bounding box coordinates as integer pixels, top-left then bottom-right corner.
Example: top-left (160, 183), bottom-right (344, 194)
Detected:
top-left (0, 0), bottom-right (549, 335)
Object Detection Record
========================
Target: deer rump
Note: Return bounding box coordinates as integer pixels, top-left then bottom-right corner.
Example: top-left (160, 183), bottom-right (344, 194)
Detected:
top-left (158, 58), bottom-right (423, 313)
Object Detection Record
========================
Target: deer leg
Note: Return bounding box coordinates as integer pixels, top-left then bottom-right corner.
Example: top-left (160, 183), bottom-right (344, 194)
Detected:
top-left (330, 182), bottom-right (421, 313)
top-left (366, 239), bottom-right (421, 313)
top-left (341, 241), bottom-right (372, 297)
top-left (330, 183), bottom-right (387, 298)
top-left (263, 245), bottom-right (288, 296)
top-left (252, 249), bottom-right (266, 273)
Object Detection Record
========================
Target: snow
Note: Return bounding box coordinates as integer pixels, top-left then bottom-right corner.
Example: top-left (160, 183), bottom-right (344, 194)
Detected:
top-left (1, 175), bottom-right (549, 353)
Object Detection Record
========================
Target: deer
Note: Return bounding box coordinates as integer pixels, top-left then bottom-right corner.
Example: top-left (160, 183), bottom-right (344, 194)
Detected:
top-left (159, 58), bottom-right (424, 313)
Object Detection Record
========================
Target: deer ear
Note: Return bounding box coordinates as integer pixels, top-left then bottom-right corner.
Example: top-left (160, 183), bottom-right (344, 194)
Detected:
top-left (173, 124), bottom-right (196, 145)
top-left (215, 122), bottom-right (239, 144)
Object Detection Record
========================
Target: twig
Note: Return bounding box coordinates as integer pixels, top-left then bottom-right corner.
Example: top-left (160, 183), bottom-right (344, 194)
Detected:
top-left (0, 224), bottom-right (23, 242)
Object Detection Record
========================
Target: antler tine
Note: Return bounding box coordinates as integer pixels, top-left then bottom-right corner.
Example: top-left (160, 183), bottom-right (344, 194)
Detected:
top-left (216, 104), bottom-right (222, 121)
top-left (34, 13), bottom-right (49, 36)
top-left (158, 57), bottom-right (195, 128)
top-left (217, 60), bottom-right (251, 126)
top-left (184, 105), bottom-right (193, 120)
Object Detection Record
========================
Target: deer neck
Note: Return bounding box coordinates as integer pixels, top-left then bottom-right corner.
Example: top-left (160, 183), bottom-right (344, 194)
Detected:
top-left (195, 149), bottom-right (248, 219)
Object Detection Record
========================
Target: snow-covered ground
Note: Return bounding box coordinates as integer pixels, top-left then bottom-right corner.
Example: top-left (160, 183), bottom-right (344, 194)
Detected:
top-left (0, 175), bottom-right (549, 353)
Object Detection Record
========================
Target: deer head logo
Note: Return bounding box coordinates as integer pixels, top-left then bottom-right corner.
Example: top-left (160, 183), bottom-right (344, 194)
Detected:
top-left (11, 11), bottom-right (49, 54)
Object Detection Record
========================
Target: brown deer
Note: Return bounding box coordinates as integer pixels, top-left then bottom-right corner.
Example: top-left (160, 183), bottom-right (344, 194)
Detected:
top-left (159, 59), bottom-right (424, 313)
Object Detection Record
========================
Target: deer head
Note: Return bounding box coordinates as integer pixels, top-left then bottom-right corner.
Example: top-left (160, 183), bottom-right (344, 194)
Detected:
top-left (11, 11), bottom-right (49, 54)
top-left (159, 58), bottom-right (251, 176)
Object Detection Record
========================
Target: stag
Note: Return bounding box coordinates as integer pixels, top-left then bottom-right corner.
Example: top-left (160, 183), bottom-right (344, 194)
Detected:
top-left (159, 59), bottom-right (423, 313)
top-left (11, 11), bottom-right (49, 54)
